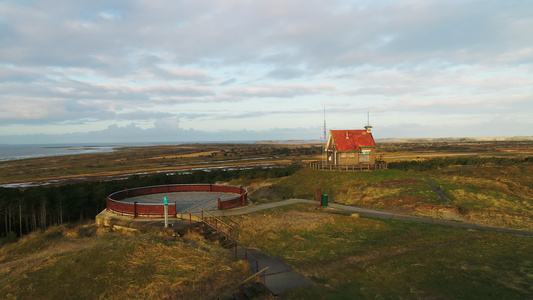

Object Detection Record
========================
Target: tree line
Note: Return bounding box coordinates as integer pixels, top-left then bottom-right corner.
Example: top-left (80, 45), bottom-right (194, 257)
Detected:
top-left (0, 165), bottom-right (303, 242)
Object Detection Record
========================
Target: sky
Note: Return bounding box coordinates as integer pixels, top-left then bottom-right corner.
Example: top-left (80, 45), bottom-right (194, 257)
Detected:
top-left (0, 0), bottom-right (532, 144)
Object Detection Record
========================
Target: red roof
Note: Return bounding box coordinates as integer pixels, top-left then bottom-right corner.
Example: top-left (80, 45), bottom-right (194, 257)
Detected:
top-left (329, 130), bottom-right (376, 152)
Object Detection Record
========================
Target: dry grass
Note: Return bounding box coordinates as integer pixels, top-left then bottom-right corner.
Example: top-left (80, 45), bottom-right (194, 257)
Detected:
top-left (248, 162), bottom-right (533, 230)
top-left (231, 203), bottom-right (533, 299)
top-left (0, 143), bottom-right (320, 184)
top-left (237, 210), bottom-right (336, 235)
top-left (0, 225), bottom-right (250, 299)
top-left (0, 237), bottom-right (100, 283)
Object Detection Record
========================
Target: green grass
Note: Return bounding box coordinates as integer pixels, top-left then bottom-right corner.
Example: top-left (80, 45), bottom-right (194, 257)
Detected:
top-left (246, 164), bottom-right (533, 230)
top-left (230, 203), bottom-right (533, 299)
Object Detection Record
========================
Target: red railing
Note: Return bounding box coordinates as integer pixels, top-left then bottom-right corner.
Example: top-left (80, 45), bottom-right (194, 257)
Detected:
top-left (106, 184), bottom-right (247, 218)
top-left (199, 209), bottom-right (267, 290)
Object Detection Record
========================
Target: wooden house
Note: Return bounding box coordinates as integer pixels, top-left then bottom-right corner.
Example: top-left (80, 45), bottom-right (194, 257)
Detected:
top-left (325, 126), bottom-right (376, 165)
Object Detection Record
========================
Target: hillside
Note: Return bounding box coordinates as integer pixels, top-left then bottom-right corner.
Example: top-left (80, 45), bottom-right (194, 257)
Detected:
top-left (0, 224), bottom-right (249, 299)
top-left (238, 158), bottom-right (533, 231)
top-left (228, 203), bottom-right (533, 299)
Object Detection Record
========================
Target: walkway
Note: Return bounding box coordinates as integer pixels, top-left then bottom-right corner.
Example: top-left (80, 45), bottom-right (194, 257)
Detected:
top-left (213, 198), bottom-right (533, 296)
top-left (237, 248), bottom-right (314, 295)
top-left (211, 199), bottom-right (533, 236)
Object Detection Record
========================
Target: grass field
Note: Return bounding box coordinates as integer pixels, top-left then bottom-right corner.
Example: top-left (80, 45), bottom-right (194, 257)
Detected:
top-left (238, 161), bottom-right (533, 230)
top-left (3, 204), bottom-right (531, 299)
top-left (1, 140), bottom-right (531, 298)
top-left (0, 143), bottom-right (322, 184)
top-left (0, 225), bottom-right (249, 299)
top-left (227, 203), bottom-right (533, 299)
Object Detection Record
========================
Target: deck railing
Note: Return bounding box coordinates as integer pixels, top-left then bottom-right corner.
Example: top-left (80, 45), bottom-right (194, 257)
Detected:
top-left (106, 184), bottom-right (247, 218)
top-left (308, 161), bottom-right (387, 171)
top-left (197, 209), bottom-right (267, 291)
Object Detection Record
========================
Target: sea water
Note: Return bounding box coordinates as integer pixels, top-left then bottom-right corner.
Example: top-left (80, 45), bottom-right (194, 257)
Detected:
top-left (0, 143), bottom-right (118, 162)
top-left (0, 141), bottom-right (259, 162)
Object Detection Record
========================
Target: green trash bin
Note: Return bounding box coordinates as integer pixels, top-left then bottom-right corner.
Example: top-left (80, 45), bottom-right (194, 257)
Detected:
top-left (321, 194), bottom-right (328, 207)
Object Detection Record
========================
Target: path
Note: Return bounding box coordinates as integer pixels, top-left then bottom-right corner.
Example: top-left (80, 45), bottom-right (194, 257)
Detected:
top-left (208, 199), bottom-right (533, 296)
top-left (237, 248), bottom-right (314, 295)
top-left (210, 199), bottom-right (533, 236)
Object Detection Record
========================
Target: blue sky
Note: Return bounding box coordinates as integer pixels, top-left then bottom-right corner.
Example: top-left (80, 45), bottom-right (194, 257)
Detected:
top-left (0, 0), bottom-right (532, 144)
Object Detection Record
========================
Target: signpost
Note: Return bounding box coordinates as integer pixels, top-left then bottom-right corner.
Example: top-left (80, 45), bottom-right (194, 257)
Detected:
top-left (163, 196), bottom-right (169, 227)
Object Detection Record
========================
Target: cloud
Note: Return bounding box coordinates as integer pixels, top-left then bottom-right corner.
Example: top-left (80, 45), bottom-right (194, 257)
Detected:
top-left (0, 0), bottom-right (532, 143)
top-left (266, 67), bottom-right (305, 79)
top-left (0, 121), bottom-right (322, 144)
top-left (224, 83), bottom-right (335, 98)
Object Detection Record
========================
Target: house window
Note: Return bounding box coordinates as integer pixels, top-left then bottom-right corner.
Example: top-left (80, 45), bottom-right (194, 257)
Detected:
top-left (340, 153), bottom-right (347, 158)
top-left (360, 150), bottom-right (370, 163)
top-left (348, 152), bottom-right (355, 158)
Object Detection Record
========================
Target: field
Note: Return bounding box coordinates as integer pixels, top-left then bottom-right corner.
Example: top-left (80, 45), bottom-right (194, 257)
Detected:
top-left (1, 140), bottom-right (531, 185)
top-left (0, 224), bottom-right (249, 299)
top-left (227, 203), bottom-right (533, 299)
top-left (240, 163), bottom-right (533, 231)
top-left (0, 140), bottom-right (532, 298)
top-left (0, 143), bottom-right (322, 185)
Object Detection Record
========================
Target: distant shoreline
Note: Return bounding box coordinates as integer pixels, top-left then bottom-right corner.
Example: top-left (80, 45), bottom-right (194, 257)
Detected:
top-left (1, 137), bottom-right (530, 162)
top-left (0, 140), bottom-right (322, 162)
top-left (376, 136), bottom-right (533, 143)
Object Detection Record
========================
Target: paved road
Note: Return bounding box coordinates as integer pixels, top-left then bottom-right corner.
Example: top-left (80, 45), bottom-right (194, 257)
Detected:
top-left (211, 199), bottom-right (533, 237)
top-left (237, 248), bottom-right (314, 295)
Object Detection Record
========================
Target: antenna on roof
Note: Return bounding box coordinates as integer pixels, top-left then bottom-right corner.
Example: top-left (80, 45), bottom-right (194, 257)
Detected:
top-left (365, 110), bottom-right (372, 133)
top-left (322, 107), bottom-right (327, 165)
top-left (323, 107), bottom-right (327, 140)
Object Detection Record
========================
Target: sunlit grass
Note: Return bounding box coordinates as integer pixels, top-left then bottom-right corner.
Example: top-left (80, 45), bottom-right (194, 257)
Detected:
top-left (229, 203), bottom-right (533, 299)
top-left (0, 224), bottom-right (249, 299)
top-left (247, 164), bottom-right (533, 230)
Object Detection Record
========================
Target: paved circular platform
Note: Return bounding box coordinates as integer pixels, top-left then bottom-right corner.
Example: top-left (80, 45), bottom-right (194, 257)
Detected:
top-left (123, 191), bottom-right (237, 213)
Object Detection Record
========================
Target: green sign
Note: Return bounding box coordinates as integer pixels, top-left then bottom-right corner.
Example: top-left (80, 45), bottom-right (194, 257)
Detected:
top-left (163, 196), bottom-right (168, 206)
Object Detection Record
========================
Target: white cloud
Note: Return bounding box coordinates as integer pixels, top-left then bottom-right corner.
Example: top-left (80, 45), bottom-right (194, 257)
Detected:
top-left (0, 0), bottom-right (532, 143)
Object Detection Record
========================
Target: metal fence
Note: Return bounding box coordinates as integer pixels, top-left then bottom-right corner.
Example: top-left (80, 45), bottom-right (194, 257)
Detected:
top-left (198, 209), bottom-right (267, 292)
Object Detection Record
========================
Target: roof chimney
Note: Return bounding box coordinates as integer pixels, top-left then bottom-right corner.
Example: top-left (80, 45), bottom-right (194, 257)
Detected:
top-left (364, 125), bottom-right (372, 133)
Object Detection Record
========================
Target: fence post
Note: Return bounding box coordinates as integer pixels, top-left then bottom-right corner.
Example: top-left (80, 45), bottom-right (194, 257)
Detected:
top-left (174, 202), bottom-right (177, 218)
top-left (134, 201), bottom-right (138, 218)
top-left (316, 188), bottom-right (321, 209)
top-left (218, 198), bottom-right (221, 210)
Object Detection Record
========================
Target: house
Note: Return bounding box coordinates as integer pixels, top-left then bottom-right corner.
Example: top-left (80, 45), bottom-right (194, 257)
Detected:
top-left (325, 126), bottom-right (376, 165)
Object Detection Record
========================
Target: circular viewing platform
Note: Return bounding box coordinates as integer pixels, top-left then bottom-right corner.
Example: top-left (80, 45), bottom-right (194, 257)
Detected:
top-left (106, 184), bottom-right (247, 218)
